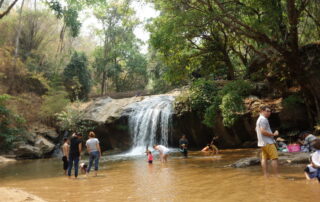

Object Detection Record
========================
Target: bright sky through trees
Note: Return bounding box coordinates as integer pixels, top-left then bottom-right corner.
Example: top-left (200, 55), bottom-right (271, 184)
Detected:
top-left (79, 1), bottom-right (159, 53)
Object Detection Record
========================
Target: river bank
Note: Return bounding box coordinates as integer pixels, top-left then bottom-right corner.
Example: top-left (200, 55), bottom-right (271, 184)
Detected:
top-left (0, 187), bottom-right (45, 202)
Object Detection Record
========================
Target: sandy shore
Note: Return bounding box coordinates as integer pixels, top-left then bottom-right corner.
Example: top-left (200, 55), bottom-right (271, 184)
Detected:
top-left (0, 187), bottom-right (46, 202)
top-left (0, 156), bottom-right (16, 163)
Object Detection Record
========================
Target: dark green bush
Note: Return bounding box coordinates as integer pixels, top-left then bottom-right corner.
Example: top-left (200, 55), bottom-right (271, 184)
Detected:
top-left (0, 94), bottom-right (26, 151)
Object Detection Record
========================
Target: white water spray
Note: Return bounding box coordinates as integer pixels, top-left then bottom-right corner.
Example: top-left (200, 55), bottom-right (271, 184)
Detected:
top-left (125, 95), bottom-right (174, 156)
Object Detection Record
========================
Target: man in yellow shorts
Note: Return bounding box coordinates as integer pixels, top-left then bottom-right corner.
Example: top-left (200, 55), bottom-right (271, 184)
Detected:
top-left (256, 106), bottom-right (279, 177)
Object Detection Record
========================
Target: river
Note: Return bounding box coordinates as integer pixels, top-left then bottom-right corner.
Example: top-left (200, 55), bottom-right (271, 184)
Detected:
top-left (1, 149), bottom-right (319, 202)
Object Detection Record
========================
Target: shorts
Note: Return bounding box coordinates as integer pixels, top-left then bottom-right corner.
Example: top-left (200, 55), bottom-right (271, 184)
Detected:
top-left (261, 144), bottom-right (278, 160)
top-left (62, 156), bottom-right (68, 170)
top-left (148, 160), bottom-right (153, 164)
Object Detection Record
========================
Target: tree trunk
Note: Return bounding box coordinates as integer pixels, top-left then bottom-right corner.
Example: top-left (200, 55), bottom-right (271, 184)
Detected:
top-left (0, 0), bottom-right (19, 19)
top-left (8, 0), bottom-right (24, 94)
top-left (222, 49), bottom-right (235, 80)
top-left (101, 71), bottom-right (107, 96)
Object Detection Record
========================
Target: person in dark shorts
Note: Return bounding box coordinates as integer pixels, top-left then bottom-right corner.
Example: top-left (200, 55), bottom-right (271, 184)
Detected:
top-left (61, 138), bottom-right (69, 175)
top-left (67, 133), bottom-right (82, 178)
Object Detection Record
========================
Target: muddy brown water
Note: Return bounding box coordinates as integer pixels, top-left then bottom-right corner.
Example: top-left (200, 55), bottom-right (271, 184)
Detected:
top-left (1, 149), bottom-right (319, 202)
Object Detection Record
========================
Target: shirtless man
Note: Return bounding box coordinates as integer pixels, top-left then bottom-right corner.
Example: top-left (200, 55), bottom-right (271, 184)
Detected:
top-left (61, 138), bottom-right (69, 175)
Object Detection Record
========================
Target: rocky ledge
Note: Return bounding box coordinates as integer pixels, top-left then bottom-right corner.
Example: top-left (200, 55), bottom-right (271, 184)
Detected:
top-left (12, 123), bottom-right (59, 159)
top-left (230, 152), bottom-right (310, 168)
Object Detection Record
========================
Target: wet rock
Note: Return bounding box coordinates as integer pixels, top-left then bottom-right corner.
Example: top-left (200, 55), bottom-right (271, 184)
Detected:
top-left (231, 157), bottom-right (260, 168)
top-left (13, 143), bottom-right (42, 158)
top-left (29, 124), bottom-right (59, 141)
top-left (231, 152), bottom-right (310, 168)
top-left (13, 136), bottom-right (55, 159)
top-left (34, 136), bottom-right (55, 155)
top-left (278, 152), bottom-right (310, 164)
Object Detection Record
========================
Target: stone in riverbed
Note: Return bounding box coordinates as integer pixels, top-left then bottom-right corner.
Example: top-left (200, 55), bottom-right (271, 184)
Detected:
top-left (230, 152), bottom-right (311, 168)
top-left (231, 157), bottom-right (260, 168)
top-left (278, 152), bottom-right (310, 164)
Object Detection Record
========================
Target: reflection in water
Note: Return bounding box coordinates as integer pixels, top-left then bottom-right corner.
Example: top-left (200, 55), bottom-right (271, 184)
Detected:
top-left (1, 149), bottom-right (320, 202)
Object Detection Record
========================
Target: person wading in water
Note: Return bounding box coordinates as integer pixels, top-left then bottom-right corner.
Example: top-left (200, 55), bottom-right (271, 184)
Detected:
top-left (86, 131), bottom-right (101, 177)
top-left (256, 106), bottom-right (279, 177)
top-left (201, 136), bottom-right (219, 154)
top-left (179, 135), bottom-right (189, 158)
top-left (61, 138), bottom-right (69, 175)
top-left (68, 133), bottom-right (82, 179)
top-left (153, 144), bottom-right (170, 163)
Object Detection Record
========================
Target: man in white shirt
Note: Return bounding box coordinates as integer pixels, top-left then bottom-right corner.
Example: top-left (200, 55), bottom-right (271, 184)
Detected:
top-left (256, 106), bottom-right (279, 177)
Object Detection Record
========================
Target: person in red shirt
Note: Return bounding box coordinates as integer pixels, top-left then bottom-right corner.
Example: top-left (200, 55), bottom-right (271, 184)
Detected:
top-left (147, 150), bottom-right (153, 164)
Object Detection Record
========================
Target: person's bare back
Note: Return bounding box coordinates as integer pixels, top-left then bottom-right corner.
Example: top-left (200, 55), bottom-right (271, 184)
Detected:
top-left (62, 142), bottom-right (69, 157)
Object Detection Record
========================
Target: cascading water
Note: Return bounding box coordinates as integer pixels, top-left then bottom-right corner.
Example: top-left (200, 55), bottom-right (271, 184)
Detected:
top-left (126, 95), bottom-right (174, 156)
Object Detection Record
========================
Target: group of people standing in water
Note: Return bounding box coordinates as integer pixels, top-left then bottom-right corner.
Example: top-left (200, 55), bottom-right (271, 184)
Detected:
top-left (61, 104), bottom-right (320, 182)
top-left (62, 131), bottom-right (101, 178)
top-left (61, 131), bottom-right (219, 177)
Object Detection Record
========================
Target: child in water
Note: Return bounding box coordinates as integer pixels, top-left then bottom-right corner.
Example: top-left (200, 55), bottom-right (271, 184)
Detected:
top-left (147, 150), bottom-right (153, 164)
top-left (304, 139), bottom-right (320, 182)
top-left (80, 162), bottom-right (88, 174)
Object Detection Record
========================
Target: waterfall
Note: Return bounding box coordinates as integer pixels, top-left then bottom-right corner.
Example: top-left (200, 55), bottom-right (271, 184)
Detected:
top-left (126, 95), bottom-right (174, 155)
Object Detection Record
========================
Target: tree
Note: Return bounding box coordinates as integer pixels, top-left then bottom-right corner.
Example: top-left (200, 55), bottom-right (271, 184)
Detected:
top-left (63, 52), bottom-right (91, 101)
top-left (0, 0), bottom-right (19, 19)
top-left (92, 0), bottom-right (148, 94)
top-left (0, 94), bottom-right (26, 151)
top-left (149, 0), bottom-right (320, 124)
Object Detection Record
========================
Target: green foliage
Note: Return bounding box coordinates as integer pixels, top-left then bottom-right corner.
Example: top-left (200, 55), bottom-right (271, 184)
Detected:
top-left (188, 79), bottom-right (218, 113)
top-left (219, 93), bottom-right (245, 127)
top-left (283, 94), bottom-right (304, 109)
top-left (56, 103), bottom-right (84, 132)
top-left (40, 78), bottom-right (70, 119)
top-left (92, 0), bottom-right (148, 93)
top-left (63, 52), bottom-right (91, 101)
top-left (202, 80), bottom-right (252, 127)
top-left (47, 0), bottom-right (81, 37)
top-left (56, 103), bottom-right (96, 137)
top-left (0, 94), bottom-right (26, 151)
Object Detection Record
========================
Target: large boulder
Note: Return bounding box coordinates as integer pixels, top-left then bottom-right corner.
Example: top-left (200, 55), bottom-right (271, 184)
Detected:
top-left (12, 123), bottom-right (59, 158)
top-left (34, 136), bottom-right (55, 155)
top-left (13, 143), bottom-right (42, 158)
top-left (29, 124), bottom-right (59, 141)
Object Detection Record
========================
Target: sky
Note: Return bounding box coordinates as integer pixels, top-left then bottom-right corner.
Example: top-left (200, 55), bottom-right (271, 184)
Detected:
top-left (79, 1), bottom-right (159, 54)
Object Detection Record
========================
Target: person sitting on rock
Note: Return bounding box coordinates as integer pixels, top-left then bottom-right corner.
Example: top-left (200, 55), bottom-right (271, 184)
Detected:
top-left (276, 137), bottom-right (288, 152)
top-left (299, 131), bottom-right (318, 152)
top-left (308, 139), bottom-right (320, 182)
